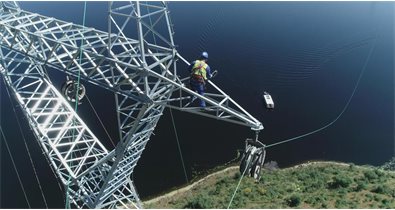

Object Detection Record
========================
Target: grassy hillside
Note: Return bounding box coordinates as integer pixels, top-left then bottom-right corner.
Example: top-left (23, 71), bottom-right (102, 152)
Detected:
top-left (144, 161), bottom-right (395, 209)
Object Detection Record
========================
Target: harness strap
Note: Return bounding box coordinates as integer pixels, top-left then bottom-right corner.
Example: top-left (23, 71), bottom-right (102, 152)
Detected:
top-left (191, 60), bottom-right (207, 82)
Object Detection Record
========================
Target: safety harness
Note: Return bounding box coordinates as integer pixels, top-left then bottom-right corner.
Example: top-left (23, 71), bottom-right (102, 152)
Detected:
top-left (191, 60), bottom-right (208, 84)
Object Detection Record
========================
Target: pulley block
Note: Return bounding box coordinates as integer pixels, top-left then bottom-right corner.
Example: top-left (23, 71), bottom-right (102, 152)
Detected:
top-left (240, 138), bottom-right (266, 181)
top-left (61, 78), bottom-right (86, 104)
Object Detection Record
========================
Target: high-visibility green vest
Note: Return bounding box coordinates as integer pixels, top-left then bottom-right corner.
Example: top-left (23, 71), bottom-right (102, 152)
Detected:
top-left (191, 60), bottom-right (208, 80)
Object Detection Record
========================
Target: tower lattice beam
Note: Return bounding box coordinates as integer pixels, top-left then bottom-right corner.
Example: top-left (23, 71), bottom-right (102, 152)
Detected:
top-left (0, 1), bottom-right (263, 208)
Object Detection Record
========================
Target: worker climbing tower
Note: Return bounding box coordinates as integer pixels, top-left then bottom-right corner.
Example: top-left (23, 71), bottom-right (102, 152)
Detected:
top-left (0, 1), bottom-right (264, 208)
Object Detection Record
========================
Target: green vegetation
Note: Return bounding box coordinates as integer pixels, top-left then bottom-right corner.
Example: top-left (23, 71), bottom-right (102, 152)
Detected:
top-left (381, 157), bottom-right (395, 171)
top-left (286, 194), bottom-right (302, 207)
top-left (144, 161), bottom-right (395, 209)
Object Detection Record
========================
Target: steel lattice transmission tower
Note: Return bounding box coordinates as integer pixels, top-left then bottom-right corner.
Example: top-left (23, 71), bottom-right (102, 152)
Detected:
top-left (0, 1), bottom-right (264, 208)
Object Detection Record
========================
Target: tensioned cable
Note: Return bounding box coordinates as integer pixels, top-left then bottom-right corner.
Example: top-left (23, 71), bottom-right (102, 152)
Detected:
top-left (0, 82), bottom-right (2, 209)
top-left (169, 108), bottom-right (189, 183)
top-left (85, 94), bottom-right (116, 147)
top-left (0, 126), bottom-right (31, 208)
top-left (226, 35), bottom-right (377, 209)
top-left (266, 36), bottom-right (377, 149)
top-left (74, 2), bottom-right (87, 112)
top-left (4, 84), bottom-right (49, 208)
top-left (66, 2), bottom-right (87, 208)
top-left (3, 71), bottom-right (65, 205)
top-left (227, 157), bottom-right (250, 209)
top-left (146, 2), bottom-right (157, 47)
top-left (145, 3), bottom-right (189, 183)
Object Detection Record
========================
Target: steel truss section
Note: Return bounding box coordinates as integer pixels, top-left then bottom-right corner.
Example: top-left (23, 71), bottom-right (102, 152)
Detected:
top-left (0, 1), bottom-right (263, 209)
top-left (0, 53), bottom-right (144, 208)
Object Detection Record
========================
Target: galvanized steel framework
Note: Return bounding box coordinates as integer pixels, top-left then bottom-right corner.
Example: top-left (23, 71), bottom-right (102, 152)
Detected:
top-left (0, 1), bottom-right (263, 208)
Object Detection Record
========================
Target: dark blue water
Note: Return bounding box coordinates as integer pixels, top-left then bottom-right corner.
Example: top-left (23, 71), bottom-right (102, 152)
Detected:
top-left (1, 2), bottom-right (394, 208)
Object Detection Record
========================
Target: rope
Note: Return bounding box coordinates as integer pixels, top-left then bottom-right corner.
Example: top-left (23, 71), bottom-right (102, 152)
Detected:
top-left (227, 35), bottom-right (376, 209)
top-left (146, 2), bottom-right (157, 51)
top-left (169, 108), bottom-right (189, 183)
top-left (4, 84), bottom-right (49, 208)
top-left (0, 126), bottom-right (31, 208)
top-left (85, 94), bottom-right (116, 147)
top-left (74, 2), bottom-right (87, 111)
top-left (227, 157), bottom-right (250, 209)
top-left (66, 2), bottom-right (87, 208)
top-left (266, 36), bottom-right (377, 149)
top-left (145, 3), bottom-right (189, 183)
top-left (0, 94), bottom-right (1, 209)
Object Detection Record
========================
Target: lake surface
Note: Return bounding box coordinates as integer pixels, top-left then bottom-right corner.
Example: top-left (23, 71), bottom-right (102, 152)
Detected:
top-left (0, 2), bottom-right (394, 208)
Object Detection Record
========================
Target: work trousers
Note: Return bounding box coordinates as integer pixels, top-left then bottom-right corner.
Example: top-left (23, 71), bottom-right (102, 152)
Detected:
top-left (190, 79), bottom-right (206, 107)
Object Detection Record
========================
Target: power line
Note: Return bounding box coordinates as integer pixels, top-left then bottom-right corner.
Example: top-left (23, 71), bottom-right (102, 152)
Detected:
top-left (4, 84), bottom-right (49, 208)
top-left (146, 2), bottom-right (189, 184)
top-left (66, 2), bottom-right (87, 208)
top-left (0, 81), bottom-right (2, 209)
top-left (227, 35), bottom-right (377, 209)
top-left (266, 36), bottom-right (377, 149)
top-left (85, 94), bottom-right (116, 147)
top-left (227, 157), bottom-right (250, 209)
top-left (0, 126), bottom-right (31, 208)
top-left (169, 108), bottom-right (189, 183)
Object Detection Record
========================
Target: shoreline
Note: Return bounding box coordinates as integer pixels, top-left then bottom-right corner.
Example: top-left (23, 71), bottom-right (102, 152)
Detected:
top-left (142, 160), bottom-right (373, 206)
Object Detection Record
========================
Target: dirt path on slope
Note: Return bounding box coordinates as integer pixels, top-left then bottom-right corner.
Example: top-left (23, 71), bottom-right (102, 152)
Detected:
top-left (143, 166), bottom-right (239, 205)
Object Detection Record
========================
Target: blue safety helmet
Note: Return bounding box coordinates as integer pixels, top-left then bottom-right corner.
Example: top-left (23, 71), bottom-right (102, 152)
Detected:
top-left (201, 51), bottom-right (208, 59)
